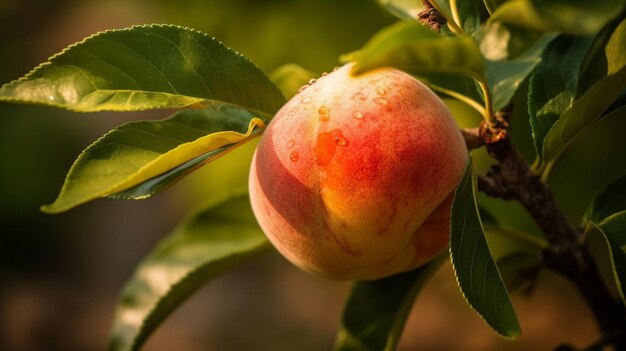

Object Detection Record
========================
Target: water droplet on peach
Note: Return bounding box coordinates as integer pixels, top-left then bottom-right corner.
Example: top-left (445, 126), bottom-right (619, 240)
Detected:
top-left (318, 105), bottom-right (330, 121)
top-left (352, 111), bottom-right (363, 119)
top-left (301, 95), bottom-right (313, 103)
top-left (289, 151), bottom-right (299, 162)
top-left (353, 92), bottom-right (367, 101)
top-left (332, 129), bottom-right (349, 146)
top-left (321, 72), bottom-right (328, 76)
top-left (374, 97), bottom-right (388, 106)
top-left (287, 139), bottom-right (296, 149)
top-left (308, 78), bottom-right (317, 84)
top-left (376, 87), bottom-right (387, 95)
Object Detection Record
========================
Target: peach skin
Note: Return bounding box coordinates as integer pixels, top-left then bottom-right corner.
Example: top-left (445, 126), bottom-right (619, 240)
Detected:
top-left (249, 63), bottom-right (468, 280)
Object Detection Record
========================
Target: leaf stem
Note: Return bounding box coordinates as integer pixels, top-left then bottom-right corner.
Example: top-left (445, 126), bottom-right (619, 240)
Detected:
top-left (449, 0), bottom-right (463, 32)
top-left (427, 84), bottom-right (485, 116)
top-left (478, 80), bottom-right (496, 124)
top-left (483, 0), bottom-right (495, 15)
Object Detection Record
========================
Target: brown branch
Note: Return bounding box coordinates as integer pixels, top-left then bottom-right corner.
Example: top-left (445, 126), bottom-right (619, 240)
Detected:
top-left (476, 107), bottom-right (626, 349)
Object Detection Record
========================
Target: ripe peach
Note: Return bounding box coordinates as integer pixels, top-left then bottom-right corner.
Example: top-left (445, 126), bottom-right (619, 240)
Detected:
top-left (249, 64), bottom-right (468, 280)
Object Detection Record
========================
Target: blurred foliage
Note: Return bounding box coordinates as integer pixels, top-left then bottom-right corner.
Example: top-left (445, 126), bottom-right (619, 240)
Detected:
top-left (2, 0), bottom-right (626, 350)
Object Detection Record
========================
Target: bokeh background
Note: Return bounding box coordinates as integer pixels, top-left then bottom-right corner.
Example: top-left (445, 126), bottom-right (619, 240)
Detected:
top-left (1, 0), bottom-right (626, 350)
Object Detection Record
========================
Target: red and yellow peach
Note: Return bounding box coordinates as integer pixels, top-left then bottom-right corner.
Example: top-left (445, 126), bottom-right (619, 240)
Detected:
top-left (249, 64), bottom-right (468, 280)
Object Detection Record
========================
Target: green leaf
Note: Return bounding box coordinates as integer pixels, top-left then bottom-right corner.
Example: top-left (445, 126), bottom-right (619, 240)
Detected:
top-left (42, 102), bottom-right (266, 213)
top-left (489, 0), bottom-right (625, 35)
top-left (484, 33), bottom-right (555, 111)
top-left (454, 0), bottom-right (489, 34)
top-left (586, 175), bottom-right (626, 305)
top-left (342, 21), bottom-right (485, 83)
top-left (450, 158), bottom-right (521, 338)
top-left (541, 18), bottom-right (626, 174)
top-left (528, 34), bottom-right (594, 156)
top-left (542, 104), bottom-right (626, 179)
top-left (333, 255), bottom-right (445, 351)
top-left (589, 215), bottom-right (626, 305)
top-left (0, 24), bottom-right (285, 114)
top-left (269, 63), bottom-right (317, 100)
top-left (108, 190), bottom-right (270, 351)
top-left (108, 143), bottom-right (232, 200)
top-left (588, 174), bottom-right (626, 225)
top-left (377, 0), bottom-right (426, 22)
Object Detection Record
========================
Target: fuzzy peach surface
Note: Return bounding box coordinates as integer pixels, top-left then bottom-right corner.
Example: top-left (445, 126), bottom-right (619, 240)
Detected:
top-left (249, 64), bottom-right (468, 280)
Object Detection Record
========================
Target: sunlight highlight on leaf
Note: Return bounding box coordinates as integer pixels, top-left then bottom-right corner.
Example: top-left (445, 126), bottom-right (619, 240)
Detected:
top-left (0, 24), bottom-right (285, 114)
top-left (42, 103), bottom-right (267, 213)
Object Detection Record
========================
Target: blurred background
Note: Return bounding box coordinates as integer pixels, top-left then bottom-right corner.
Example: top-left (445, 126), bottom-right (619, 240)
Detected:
top-left (1, 0), bottom-right (625, 350)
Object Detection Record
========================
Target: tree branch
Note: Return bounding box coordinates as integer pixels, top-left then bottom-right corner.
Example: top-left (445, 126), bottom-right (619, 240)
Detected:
top-left (476, 107), bottom-right (626, 349)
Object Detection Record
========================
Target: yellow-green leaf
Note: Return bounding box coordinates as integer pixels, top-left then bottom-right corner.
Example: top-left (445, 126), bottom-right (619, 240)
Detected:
top-left (43, 103), bottom-right (266, 213)
top-left (489, 0), bottom-right (625, 35)
top-left (342, 21), bottom-right (485, 83)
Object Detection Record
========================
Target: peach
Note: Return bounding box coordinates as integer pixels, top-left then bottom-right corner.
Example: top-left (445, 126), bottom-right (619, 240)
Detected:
top-left (249, 64), bottom-right (468, 280)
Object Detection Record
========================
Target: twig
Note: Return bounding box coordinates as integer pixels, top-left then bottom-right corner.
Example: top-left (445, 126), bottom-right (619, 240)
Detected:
top-left (461, 127), bottom-right (484, 149)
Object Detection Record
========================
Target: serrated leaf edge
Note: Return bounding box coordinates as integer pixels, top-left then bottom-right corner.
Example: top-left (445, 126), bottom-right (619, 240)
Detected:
top-left (449, 161), bottom-right (521, 339)
top-left (0, 24), bottom-right (285, 114)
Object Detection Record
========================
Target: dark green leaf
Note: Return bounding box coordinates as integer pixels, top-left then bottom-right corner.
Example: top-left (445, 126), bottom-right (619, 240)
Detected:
top-left (333, 255), bottom-right (445, 351)
top-left (589, 214), bottom-right (626, 305)
top-left (585, 175), bottom-right (626, 304)
top-left (455, 0), bottom-right (489, 34)
top-left (588, 174), bottom-right (626, 225)
top-left (42, 102), bottom-right (266, 213)
top-left (577, 18), bottom-right (624, 95)
top-left (450, 158), bottom-right (521, 338)
top-left (377, 0), bottom-right (425, 22)
top-left (108, 190), bottom-right (270, 351)
top-left (528, 35), bottom-right (594, 155)
top-left (489, 0), bottom-right (625, 35)
top-left (541, 19), bottom-right (626, 174)
top-left (484, 33), bottom-right (555, 110)
top-left (542, 102), bottom-right (626, 178)
top-left (0, 24), bottom-right (285, 114)
top-left (342, 21), bottom-right (485, 83)
top-left (269, 63), bottom-right (317, 100)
